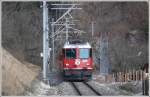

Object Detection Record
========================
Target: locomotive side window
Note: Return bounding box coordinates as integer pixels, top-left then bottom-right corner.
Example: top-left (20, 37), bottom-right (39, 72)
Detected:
top-left (79, 48), bottom-right (89, 58)
top-left (64, 49), bottom-right (76, 58)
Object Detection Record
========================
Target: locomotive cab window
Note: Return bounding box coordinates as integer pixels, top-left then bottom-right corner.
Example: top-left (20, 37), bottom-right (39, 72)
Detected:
top-left (79, 48), bottom-right (90, 58)
top-left (63, 49), bottom-right (76, 58)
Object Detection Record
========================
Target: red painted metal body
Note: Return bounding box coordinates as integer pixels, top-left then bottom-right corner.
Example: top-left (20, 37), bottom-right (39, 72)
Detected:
top-left (60, 45), bottom-right (93, 80)
top-left (63, 48), bottom-right (93, 70)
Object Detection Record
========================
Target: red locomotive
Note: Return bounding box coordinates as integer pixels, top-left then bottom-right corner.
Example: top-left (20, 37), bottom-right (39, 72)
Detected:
top-left (60, 40), bottom-right (93, 81)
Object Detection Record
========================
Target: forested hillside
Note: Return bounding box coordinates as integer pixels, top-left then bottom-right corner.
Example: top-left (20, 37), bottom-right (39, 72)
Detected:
top-left (74, 2), bottom-right (148, 72)
top-left (2, 1), bottom-right (148, 95)
top-left (2, 2), bottom-right (148, 69)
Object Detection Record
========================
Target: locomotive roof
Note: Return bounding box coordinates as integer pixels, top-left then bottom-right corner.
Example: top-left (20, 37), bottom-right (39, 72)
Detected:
top-left (63, 42), bottom-right (91, 48)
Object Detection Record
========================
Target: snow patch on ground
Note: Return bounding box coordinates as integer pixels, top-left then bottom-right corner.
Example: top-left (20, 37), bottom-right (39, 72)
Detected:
top-left (24, 74), bottom-right (143, 96)
top-left (25, 80), bottom-right (59, 96)
top-left (89, 80), bottom-right (142, 96)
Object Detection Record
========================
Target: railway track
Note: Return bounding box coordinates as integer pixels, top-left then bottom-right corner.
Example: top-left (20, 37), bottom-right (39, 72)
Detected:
top-left (71, 82), bottom-right (82, 96)
top-left (71, 82), bottom-right (102, 96)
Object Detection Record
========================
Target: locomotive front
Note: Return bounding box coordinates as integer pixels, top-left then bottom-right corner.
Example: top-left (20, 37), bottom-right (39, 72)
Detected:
top-left (62, 41), bottom-right (93, 81)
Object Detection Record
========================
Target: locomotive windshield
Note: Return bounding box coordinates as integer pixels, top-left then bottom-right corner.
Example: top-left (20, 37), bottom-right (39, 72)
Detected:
top-left (79, 48), bottom-right (90, 58)
top-left (64, 49), bottom-right (76, 58)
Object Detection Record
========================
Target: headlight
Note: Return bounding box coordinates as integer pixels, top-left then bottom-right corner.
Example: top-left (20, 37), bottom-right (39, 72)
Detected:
top-left (66, 63), bottom-right (69, 66)
top-left (75, 61), bottom-right (80, 65)
top-left (86, 63), bottom-right (89, 66)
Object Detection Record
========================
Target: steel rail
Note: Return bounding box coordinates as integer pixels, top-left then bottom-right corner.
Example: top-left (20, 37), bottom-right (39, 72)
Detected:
top-left (83, 82), bottom-right (102, 96)
top-left (71, 82), bottom-right (82, 96)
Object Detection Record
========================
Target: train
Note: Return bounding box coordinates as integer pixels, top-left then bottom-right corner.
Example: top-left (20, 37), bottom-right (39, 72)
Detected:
top-left (60, 40), bottom-right (93, 81)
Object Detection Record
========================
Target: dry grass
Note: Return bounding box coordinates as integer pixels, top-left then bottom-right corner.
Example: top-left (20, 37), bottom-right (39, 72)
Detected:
top-left (2, 48), bottom-right (40, 95)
